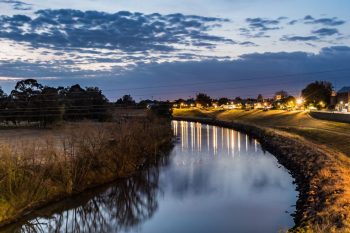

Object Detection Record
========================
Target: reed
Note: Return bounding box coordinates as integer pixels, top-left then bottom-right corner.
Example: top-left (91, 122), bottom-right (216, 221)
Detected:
top-left (0, 115), bottom-right (173, 226)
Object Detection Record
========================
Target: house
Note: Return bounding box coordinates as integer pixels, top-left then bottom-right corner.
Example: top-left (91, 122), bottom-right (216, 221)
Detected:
top-left (336, 87), bottom-right (350, 112)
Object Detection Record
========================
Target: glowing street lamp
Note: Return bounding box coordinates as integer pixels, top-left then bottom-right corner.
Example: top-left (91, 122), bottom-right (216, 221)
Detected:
top-left (296, 97), bottom-right (304, 106)
top-left (319, 101), bottom-right (325, 108)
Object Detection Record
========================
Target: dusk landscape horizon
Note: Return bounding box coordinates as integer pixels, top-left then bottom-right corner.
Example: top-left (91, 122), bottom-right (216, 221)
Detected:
top-left (0, 1), bottom-right (350, 233)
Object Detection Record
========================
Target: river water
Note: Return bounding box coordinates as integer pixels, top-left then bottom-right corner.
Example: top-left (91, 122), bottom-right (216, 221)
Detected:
top-left (3, 121), bottom-right (298, 233)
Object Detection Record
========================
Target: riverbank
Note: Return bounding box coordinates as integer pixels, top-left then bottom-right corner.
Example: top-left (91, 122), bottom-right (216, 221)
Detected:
top-left (173, 109), bottom-right (350, 232)
top-left (0, 115), bottom-right (173, 227)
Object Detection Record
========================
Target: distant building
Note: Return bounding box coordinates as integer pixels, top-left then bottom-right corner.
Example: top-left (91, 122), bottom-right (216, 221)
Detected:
top-left (336, 87), bottom-right (350, 112)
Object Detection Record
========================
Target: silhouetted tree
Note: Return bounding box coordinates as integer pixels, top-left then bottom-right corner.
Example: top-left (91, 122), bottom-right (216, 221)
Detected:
top-left (0, 80), bottom-right (111, 126)
top-left (257, 94), bottom-right (264, 103)
top-left (218, 97), bottom-right (229, 106)
top-left (302, 81), bottom-right (333, 108)
top-left (195, 93), bottom-right (212, 107)
top-left (37, 87), bottom-right (63, 126)
top-left (64, 85), bottom-right (109, 121)
top-left (10, 79), bottom-right (43, 123)
top-left (86, 87), bottom-right (110, 121)
top-left (116, 95), bottom-right (136, 106)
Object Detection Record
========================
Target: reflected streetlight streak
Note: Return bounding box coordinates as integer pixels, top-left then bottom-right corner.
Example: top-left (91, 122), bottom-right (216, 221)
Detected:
top-left (213, 126), bottom-right (218, 155)
top-left (238, 132), bottom-right (241, 153)
top-left (231, 130), bottom-right (235, 158)
top-left (221, 128), bottom-right (224, 150)
top-left (207, 125), bottom-right (210, 152)
top-left (190, 122), bottom-right (195, 151)
top-left (246, 135), bottom-right (248, 152)
top-left (255, 139), bottom-right (258, 153)
top-left (185, 121), bottom-right (189, 149)
top-left (197, 123), bottom-right (202, 151)
top-left (180, 121), bottom-right (185, 151)
top-left (173, 121), bottom-right (178, 136)
top-left (226, 128), bottom-right (230, 155)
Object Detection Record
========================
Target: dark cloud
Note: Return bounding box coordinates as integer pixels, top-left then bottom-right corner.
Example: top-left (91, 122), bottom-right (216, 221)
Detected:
top-left (288, 20), bottom-right (298, 25)
top-left (312, 28), bottom-right (339, 36)
top-left (0, 0), bottom-right (32, 10)
top-left (246, 17), bottom-right (281, 31)
top-left (239, 41), bottom-right (258, 47)
top-left (280, 35), bottom-right (319, 41)
top-left (1, 46), bottom-right (349, 101)
top-left (239, 17), bottom-right (284, 39)
top-left (0, 9), bottom-right (233, 52)
top-left (238, 28), bottom-right (270, 39)
top-left (304, 15), bottom-right (345, 26)
top-left (304, 15), bottom-right (314, 21)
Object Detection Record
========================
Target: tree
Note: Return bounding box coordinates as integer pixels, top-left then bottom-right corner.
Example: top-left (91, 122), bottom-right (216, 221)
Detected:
top-left (64, 84), bottom-right (88, 121)
top-left (64, 85), bottom-right (109, 121)
top-left (218, 97), bottom-right (229, 106)
top-left (257, 94), bottom-right (264, 103)
top-left (10, 79), bottom-right (43, 123)
top-left (0, 87), bottom-right (8, 124)
top-left (195, 93), bottom-right (212, 107)
top-left (302, 81), bottom-right (332, 108)
top-left (0, 87), bottom-right (6, 99)
top-left (0, 81), bottom-right (112, 126)
top-left (116, 94), bottom-right (136, 106)
top-left (234, 97), bottom-right (242, 103)
top-left (37, 87), bottom-right (63, 126)
top-left (86, 87), bottom-right (110, 121)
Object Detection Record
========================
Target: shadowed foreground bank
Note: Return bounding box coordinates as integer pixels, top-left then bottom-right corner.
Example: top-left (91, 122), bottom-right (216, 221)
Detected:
top-left (173, 109), bottom-right (350, 233)
top-left (0, 114), bottom-right (173, 227)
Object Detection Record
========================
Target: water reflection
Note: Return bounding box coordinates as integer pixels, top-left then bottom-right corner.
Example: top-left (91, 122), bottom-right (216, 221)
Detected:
top-left (2, 157), bottom-right (169, 233)
top-left (2, 121), bottom-right (297, 233)
top-left (179, 121), bottom-right (256, 156)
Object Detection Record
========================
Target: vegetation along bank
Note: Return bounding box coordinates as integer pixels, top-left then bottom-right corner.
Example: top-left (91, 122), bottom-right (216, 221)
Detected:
top-left (0, 115), bottom-right (173, 227)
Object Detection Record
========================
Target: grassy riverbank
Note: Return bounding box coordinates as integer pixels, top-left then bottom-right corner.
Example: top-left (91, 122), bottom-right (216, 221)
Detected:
top-left (173, 109), bottom-right (350, 233)
top-left (0, 114), bottom-right (173, 226)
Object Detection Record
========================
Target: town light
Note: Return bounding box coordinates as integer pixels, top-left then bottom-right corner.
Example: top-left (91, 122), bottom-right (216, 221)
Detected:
top-left (296, 98), bottom-right (304, 105)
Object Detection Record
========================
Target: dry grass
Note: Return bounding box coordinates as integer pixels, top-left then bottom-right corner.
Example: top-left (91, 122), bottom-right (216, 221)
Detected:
top-left (173, 108), bottom-right (350, 233)
top-left (0, 115), bottom-right (173, 226)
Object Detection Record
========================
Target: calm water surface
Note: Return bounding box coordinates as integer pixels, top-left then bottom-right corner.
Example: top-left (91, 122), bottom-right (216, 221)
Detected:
top-left (3, 121), bottom-right (298, 233)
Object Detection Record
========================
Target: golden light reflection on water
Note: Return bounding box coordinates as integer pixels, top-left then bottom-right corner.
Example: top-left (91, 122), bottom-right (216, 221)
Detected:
top-left (173, 121), bottom-right (260, 157)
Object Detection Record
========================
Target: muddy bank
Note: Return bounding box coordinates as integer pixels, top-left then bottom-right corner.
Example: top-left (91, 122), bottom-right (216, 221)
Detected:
top-left (173, 116), bottom-right (350, 232)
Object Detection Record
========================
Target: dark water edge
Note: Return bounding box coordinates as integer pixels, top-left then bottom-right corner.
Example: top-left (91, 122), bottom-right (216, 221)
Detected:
top-left (1, 120), bottom-right (298, 233)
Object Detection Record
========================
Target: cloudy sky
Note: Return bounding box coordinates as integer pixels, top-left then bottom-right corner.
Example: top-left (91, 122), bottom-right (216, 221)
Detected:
top-left (0, 0), bottom-right (349, 100)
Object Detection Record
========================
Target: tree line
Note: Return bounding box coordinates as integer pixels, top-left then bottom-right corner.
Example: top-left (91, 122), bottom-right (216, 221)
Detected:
top-left (0, 79), bottom-right (110, 126)
top-left (174, 80), bottom-right (334, 110)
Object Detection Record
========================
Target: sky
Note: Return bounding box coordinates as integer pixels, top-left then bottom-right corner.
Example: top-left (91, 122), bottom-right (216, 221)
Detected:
top-left (0, 0), bottom-right (349, 100)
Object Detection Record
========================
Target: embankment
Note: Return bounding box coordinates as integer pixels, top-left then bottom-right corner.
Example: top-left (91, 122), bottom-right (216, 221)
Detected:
top-left (310, 111), bottom-right (350, 124)
top-left (173, 116), bottom-right (350, 232)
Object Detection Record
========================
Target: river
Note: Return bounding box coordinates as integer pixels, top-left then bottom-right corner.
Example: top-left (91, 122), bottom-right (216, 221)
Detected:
top-left (3, 120), bottom-right (298, 233)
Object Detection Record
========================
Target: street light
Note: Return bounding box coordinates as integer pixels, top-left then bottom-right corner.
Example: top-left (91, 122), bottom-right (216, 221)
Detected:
top-left (296, 97), bottom-right (304, 105)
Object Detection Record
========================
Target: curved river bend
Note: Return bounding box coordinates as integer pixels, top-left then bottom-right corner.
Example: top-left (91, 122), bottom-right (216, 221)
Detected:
top-left (2, 121), bottom-right (298, 233)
